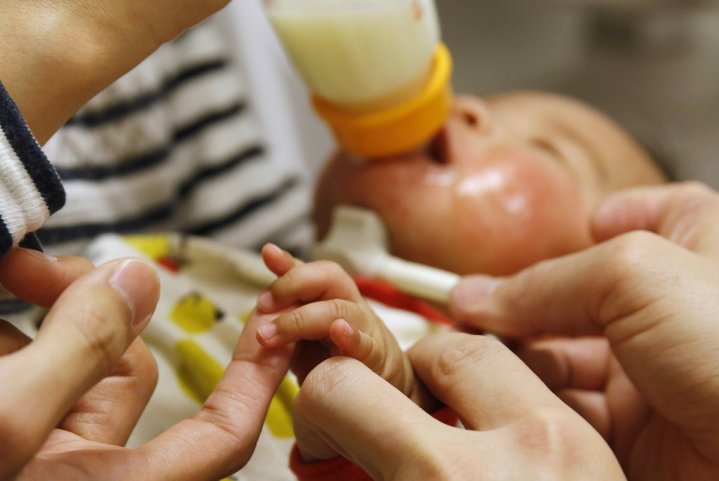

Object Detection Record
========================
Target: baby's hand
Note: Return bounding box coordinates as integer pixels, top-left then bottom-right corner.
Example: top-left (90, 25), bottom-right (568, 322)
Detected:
top-left (256, 244), bottom-right (415, 398)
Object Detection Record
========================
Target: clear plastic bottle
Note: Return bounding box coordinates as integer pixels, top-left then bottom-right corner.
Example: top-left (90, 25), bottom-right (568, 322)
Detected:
top-left (265, 0), bottom-right (453, 158)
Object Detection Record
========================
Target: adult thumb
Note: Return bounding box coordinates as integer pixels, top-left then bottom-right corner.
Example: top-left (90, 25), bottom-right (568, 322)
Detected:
top-left (0, 258), bottom-right (159, 476)
top-left (592, 182), bottom-right (719, 260)
top-left (292, 357), bottom-right (441, 481)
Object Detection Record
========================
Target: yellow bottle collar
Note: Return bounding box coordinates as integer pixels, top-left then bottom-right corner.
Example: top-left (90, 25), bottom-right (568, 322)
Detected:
top-left (312, 43), bottom-right (453, 159)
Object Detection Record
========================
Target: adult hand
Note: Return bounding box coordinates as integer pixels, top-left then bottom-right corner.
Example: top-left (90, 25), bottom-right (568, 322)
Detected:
top-left (292, 332), bottom-right (625, 480)
top-left (0, 247), bottom-right (292, 481)
top-left (0, 247), bottom-right (158, 479)
top-left (450, 182), bottom-right (719, 480)
top-left (0, 0), bottom-right (230, 142)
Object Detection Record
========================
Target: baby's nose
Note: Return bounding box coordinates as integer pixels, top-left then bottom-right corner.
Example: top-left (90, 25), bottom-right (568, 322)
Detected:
top-left (452, 96), bottom-right (493, 134)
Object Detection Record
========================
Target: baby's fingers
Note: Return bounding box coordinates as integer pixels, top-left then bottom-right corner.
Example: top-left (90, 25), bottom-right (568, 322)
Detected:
top-left (258, 260), bottom-right (362, 313)
top-left (327, 319), bottom-right (379, 364)
top-left (257, 299), bottom-right (373, 349)
top-left (261, 243), bottom-right (301, 278)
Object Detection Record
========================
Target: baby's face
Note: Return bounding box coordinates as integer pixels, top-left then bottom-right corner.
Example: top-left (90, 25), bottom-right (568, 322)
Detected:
top-left (314, 92), bottom-right (665, 276)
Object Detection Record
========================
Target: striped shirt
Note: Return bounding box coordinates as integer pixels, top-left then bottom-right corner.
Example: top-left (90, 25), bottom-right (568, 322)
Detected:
top-left (40, 19), bottom-right (312, 259)
top-left (0, 19), bottom-right (313, 317)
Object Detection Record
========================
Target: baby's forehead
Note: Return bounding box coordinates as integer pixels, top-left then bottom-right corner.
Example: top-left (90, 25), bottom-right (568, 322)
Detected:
top-left (488, 92), bottom-right (609, 137)
top-left (489, 92), bottom-right (594, 119)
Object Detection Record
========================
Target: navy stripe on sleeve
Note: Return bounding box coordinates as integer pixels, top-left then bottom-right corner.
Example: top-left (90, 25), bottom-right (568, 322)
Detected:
top-left (0, 81), bottom-right (65, 214)
top-left (0, 216), bottom-right (12, 256)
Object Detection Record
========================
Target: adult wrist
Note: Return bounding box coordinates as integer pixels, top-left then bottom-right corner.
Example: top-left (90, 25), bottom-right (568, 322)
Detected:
top-left (0, 3), bottom-right (166, 143)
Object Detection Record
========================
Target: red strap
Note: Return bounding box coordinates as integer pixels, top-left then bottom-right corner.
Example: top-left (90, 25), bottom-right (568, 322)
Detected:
top-left (156, 256), bottom-right (180, 273)
top-left (353, 275), bottom-right (455, 327)
top-left (290, 445), bottom-right (370, 481)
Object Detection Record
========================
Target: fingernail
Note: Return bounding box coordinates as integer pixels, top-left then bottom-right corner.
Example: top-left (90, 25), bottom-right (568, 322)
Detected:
top-left (262, 242), bottom-right (284, 260)
top-left (451, 275), bottom-right (501, 310)
top-left (109, 259), bottom-right (158, 329)
top-left (592, 200), bottom-right (620, 227)
top-left (21, 248), bottom-right (58, 262)
top-left (257, 290), bottom-right (275, 312)
top-left (257, 323), bottom-right (278, 342)
top-left (264, 242), bottom-right (282, 254)
top-left (338, 319), bottom-right (354, 337)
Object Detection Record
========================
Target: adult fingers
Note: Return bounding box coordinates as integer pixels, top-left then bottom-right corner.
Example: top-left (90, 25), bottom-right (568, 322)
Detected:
top-left (0, 248), bottom-right (94, 307)
top-left (521, 338), bottom-right (647, 449)
top-left (556, 389), bottom-right (611, 439)
top-left (409, 332), bottom-right (565, 431)
top-left (592, 182), bottom-right (719, 259)
top-left (290, 357), bottom-right (447, 480)
top-left (516, 338), bottom-right (648, 444)
top-left (60, 337), bottom-right (158, 445)
top-left (0, 258), bottom-right (159, 476)
top-left (291, 356), bottom-right (624, 481)
top-left (450, 232), bottom-right (719, 460)
top-left (516, 337), bottom-right (612, 392)
top-left (449, 232), bottom-right (719, 398)
top-left (0, 319), bottom-right (31, 355)
top-left (135, 310), bottom-right (293, 481)
top-left (296, 355), bottom-right (628, 481)
top-left (558, 381), bottom-right (647, 459)
top-left (450, 231), bottom-right (696, 338)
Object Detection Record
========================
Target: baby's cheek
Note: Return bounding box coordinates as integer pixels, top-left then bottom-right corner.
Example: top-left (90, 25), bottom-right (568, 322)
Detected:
top-left (452, 174), bottom-right (593, 275)
top-left (315, 157), bottom-right (593, 277)
top-left (498, 179), bottom-right (593, 270)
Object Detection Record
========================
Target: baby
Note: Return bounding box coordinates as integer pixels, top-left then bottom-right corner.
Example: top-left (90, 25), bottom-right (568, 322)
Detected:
top-left (314, 91), bottom-right (666, 276)
top-left (257, 91), bottom-right (667, 477)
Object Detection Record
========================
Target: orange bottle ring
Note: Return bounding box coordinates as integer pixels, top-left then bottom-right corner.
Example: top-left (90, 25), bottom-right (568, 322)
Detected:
top-left (312, 43), bottom-right (453, 159)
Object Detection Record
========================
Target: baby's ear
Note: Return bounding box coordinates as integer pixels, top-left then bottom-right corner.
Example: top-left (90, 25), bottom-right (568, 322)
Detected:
top-left (261, 243), bottom-right (301, 277)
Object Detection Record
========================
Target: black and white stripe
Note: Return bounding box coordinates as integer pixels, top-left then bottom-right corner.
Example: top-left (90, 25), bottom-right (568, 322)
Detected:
top-left (0, 81), bottom-right (65, 257)
top-left (41, 20), bottom-right (313, 258)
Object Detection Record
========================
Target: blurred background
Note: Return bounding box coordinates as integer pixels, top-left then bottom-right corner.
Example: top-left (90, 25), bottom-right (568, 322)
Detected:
top-left (220, 0), bottom-right (719, 187)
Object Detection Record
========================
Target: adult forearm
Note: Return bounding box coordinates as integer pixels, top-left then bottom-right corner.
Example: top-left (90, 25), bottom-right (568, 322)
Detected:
top-left (0, 1), bottom-right (229, 144)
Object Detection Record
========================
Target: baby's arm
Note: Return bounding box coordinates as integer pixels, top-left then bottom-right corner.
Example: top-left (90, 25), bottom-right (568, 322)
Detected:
top-left (256, 244), bottom-right (420, 402)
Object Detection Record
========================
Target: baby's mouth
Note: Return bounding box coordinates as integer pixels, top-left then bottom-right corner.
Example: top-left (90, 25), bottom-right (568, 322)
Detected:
top-left (345, 128), bottom-right (452, 165)
top-left (425, 128), bottom-right (451, 165)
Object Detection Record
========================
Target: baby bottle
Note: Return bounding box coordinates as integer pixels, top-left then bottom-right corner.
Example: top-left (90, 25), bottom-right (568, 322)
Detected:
top-left (265, 0), bottom-right (452, 159)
